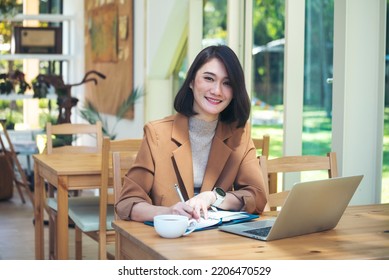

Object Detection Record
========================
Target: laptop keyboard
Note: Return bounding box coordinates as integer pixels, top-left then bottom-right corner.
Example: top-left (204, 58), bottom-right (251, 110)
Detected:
top-left (243, 226), bottom-right (272, 237)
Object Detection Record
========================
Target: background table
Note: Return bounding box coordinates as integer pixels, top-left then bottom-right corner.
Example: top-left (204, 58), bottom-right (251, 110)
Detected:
top-left (33, 153), bottom-right (101, 260)
top-left (113, 204), bottom-right (389, 260)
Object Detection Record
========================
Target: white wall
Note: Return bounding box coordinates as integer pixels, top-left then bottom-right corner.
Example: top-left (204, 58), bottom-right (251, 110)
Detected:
top-left (332, 0), bottom-right (386, 204)
top-left (64, 0), bottom-right (85, 124)
top-left (144, 0), bottom-right (189, 122)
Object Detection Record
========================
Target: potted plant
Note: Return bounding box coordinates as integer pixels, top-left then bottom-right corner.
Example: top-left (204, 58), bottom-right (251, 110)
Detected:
top-left (0, 70), bottom-right (31, 95)
top-left (0, 73), bottom-right (13, 95)
top-left (32, 77), bottom-right (50, 98)
top-left (79, 87), bottom-right (143, 139)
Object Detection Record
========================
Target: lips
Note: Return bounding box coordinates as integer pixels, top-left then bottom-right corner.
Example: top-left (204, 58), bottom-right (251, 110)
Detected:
top-left (205, 97), bottom-right (222, 105)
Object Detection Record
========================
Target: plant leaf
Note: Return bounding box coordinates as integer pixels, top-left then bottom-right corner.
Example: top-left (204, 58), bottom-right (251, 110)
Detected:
top-left (116, 87), bottom-right (143, 119)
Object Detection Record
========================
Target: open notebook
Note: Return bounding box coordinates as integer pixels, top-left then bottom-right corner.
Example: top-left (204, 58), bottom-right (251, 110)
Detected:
top-left (218, 175), bottom-right (363, 241)
top-left (145, 210), bottom-right (258, 231)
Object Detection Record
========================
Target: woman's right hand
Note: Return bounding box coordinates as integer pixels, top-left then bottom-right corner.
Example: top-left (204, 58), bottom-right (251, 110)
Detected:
top-left (170, 202), bottom-right (201, 220)
top-left (130, 201), bottom-right (201, 222)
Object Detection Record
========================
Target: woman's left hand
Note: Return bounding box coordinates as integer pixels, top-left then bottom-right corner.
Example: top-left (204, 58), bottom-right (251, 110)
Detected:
top-left (186, 191), bottom-right (215, 219)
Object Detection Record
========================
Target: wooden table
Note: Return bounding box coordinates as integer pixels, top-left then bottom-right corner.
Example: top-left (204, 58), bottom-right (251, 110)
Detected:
top-left (33, 153), bottom-right (101, 260)
top-left (112, 204), bottom-right (389, 259)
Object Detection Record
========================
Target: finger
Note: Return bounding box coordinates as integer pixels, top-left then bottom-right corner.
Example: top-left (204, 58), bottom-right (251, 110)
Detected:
top-left (202, 204), bottom-right (209, 219)
top-left (182, 203), bottom-right (198, 217)
top-left (173, 209), bottom-right (192, 219)
top-left (191, 209), bottom-right (201, 220)
top-left (172, 202), bottom-right (192, 217)
top-left (194, 204), bottom-right (202, 219)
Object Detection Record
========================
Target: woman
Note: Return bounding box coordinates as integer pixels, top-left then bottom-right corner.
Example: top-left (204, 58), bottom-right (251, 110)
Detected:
top-left (115, 45), bottom-right (267, 222)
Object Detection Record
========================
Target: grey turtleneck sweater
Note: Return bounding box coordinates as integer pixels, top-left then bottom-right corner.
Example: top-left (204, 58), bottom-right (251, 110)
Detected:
top-left (189, 117), bottom-right (218, 195)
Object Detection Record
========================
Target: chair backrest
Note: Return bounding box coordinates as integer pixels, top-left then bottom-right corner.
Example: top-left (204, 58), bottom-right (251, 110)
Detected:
top-left (252, 135), bottom-right (270, 157)
top-left (259, 152), bottom-right (338, 210)
top-left (98, 137), bottom-right (141, 256)
top-left (45, 121), bottom-right (103, 154)
top-left (112, 151), bottom-right (137, 220)
top-left (100, 136), bottom-right (142, 207)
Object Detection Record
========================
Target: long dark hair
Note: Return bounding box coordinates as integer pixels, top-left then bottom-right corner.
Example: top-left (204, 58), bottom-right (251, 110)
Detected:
top-left (174, 45), bottom-right (250, 128)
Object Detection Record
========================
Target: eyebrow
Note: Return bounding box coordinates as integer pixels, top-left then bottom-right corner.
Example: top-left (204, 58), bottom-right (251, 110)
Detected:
top-left (202, 71), bottom-right (216, 76)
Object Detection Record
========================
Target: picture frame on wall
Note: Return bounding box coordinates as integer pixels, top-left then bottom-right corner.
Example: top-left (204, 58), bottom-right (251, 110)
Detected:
top-left (89, 3), bottom-right (118, 63)
top-left (12, 26), bottom-right (63, 54)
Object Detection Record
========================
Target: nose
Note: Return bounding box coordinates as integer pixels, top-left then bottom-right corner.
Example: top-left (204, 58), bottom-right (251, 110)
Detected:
top-left (210, 82), bottom-right (222, 96)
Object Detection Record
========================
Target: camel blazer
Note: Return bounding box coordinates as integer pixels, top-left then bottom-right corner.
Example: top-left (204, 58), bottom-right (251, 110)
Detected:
top-left (115, 113), bottom-right (267, 220)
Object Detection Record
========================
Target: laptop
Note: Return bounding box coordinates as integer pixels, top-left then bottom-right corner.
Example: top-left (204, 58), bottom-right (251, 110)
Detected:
top-left (218, 175), bottom-right (363, 241)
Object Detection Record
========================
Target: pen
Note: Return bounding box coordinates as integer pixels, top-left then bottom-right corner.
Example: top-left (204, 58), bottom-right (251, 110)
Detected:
top-left (174, 184), bottom-right (185, 202)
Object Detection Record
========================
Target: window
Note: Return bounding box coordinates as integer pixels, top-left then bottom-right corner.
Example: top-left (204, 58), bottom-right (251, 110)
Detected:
top-left (0, 0), bottom-right (66, 130)
top-left (251, 0), bottom-right (285, 158)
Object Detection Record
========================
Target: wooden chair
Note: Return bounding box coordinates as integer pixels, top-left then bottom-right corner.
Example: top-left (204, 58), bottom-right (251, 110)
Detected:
top-left (69, 137), bottom-right (141, 259)
top-left (252, 135), bottom-right (277, 196)
top-left (252, 135), bottom-right (270, 157)
top-left (112, 150), bottom-right (137, 258)
top-left (259, 152), bottom-right (338, 211)
top-left (0, 119), bottom-right (34, 205)
top-left (46, 122), bottom-right (103, 154)
top-left (45, 121), bottom-right (103, 259)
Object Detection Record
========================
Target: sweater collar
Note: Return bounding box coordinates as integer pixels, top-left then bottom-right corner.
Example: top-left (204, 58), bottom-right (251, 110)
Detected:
top-left (172, 113), bottom-right (233, 144)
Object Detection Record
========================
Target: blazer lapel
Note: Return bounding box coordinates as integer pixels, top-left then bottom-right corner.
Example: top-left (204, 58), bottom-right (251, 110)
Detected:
top-left (171, 114), bottom-right (195, 198)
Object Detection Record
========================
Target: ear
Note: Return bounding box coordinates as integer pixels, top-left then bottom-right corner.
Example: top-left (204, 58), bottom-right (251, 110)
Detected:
top-left (189, 81), bottom-right (193, 90)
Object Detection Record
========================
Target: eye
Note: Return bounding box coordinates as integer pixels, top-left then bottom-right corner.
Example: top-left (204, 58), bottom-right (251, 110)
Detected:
top-left (204, 75), bottom-right (214, 81)
top-left (223, 80), bottom-right (231, 87)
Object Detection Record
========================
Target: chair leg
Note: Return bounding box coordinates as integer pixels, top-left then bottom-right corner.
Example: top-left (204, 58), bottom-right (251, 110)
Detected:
top-left (99, 233), bottom-right (107, 260)
top-left (115, 232), bottom-right (121, 260)
top-left (14, 181), bottom-right (26, 203)
top-left (48, 211), bottom-right (57, 259)
top-left (75, 227), bottom-right (82, 260)
top-left (12, 152), bottom-right (35, 206)
top-left (106, 251), bottom-right (115, 260)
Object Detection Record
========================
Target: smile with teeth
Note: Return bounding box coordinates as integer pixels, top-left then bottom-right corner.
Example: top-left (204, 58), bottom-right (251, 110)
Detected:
top-left (205, 97), bottom-right (222, 105)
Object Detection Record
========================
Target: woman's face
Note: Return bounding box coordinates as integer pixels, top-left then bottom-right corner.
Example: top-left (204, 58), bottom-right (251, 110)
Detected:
top-left (190, 58), bottom-right (233, 122)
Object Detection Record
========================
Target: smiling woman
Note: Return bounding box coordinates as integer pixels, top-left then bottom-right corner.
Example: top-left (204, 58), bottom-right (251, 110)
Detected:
top-left (115, 45), bottom-right (267, 224)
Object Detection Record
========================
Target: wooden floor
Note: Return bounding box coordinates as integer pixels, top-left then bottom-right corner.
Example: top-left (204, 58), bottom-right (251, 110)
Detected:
top-left (0, 189), bottom-right (114, 260)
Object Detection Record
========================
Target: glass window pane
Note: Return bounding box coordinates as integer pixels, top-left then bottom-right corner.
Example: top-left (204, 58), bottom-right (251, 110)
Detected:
top-left (39, 0), bottom-right (63, 14)
top-left (251, 0), bottom-right (285, 158)
top-left (303, 0), bottom-right (334, 160)
top-left (203, 0), bottom-right (227, 46)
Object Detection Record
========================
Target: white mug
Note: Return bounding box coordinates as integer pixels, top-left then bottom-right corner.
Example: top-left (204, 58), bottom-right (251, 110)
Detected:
top-left (153, 214), bottom-right (196, 238)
